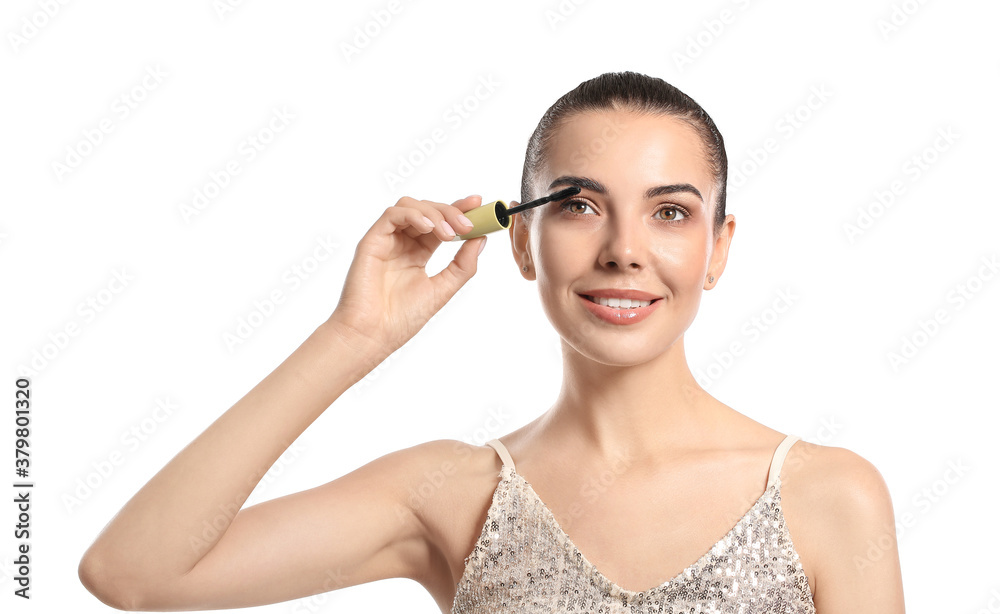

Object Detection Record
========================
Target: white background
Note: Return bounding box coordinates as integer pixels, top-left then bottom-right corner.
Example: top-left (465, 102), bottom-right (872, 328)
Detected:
top-left (2, 0), bottom-right (998, 612)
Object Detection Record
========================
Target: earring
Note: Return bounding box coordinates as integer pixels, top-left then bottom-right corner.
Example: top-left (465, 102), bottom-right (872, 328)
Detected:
top-left (522, 265), bottom-right (529, 272)
top-left (708, 276), bottom-right (714, 283)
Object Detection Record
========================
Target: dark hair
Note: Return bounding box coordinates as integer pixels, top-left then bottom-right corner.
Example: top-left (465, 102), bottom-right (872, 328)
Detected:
top-left (519, 71), bottom-right (728, 234)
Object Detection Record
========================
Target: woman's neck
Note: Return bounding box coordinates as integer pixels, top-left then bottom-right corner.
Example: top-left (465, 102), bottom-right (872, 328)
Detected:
top-left (538, 335), bottom-right (733, 465)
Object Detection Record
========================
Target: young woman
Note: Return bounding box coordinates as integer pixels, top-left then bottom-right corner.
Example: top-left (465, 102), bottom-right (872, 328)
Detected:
top-left (79, 71), bottom-right (905, 613)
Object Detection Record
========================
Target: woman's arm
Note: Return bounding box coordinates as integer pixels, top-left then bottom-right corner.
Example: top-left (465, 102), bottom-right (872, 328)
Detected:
top-left (77, 321), bottom-right (404, 609)
top-left (809, 448), bottom-right (906, 612)
top-left (78, 195), bottom-right (488, 610)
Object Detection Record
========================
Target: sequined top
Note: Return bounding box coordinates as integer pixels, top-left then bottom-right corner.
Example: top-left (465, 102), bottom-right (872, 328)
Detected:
top-left (451, 434), bottom-right (815, 613)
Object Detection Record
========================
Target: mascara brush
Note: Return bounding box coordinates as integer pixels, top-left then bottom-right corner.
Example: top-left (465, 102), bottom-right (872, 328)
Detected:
top-left (449, 186), bottom-right (582, 242)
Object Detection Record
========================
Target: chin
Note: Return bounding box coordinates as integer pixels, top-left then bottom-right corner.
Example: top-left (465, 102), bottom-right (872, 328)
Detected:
top-left (558, 327), bottom-right (678, 368)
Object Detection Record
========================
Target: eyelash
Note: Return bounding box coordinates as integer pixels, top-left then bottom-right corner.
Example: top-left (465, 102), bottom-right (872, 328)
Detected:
top-left (558, 199), bottom-right (691, 224)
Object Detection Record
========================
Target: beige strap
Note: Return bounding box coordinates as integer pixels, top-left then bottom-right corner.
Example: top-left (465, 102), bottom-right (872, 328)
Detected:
top-left (486, 438), bottom-right (516, 472)
top-left (766, 434), bottom-right (801, 489)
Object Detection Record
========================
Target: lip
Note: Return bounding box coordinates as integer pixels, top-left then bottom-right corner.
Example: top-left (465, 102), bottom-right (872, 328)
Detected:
top-left (577, 293), bottom-right (662, 325)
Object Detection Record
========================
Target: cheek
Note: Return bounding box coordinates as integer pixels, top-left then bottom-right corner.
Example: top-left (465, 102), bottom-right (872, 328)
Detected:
top-left (647, 236), bottom-right (709, 284)
top-left (532, 229), bottom-right (585, 314)
top-left (650, 237), bottom-right (702, 260)
top-left (532, 224), bottom-right (580, 278)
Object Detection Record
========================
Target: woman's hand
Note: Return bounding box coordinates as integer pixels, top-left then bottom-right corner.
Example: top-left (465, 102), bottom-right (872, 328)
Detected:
top-left (328, 194), bottom-right (487, 355)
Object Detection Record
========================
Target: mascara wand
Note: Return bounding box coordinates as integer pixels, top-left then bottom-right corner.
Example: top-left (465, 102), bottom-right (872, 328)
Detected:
top-left (449, 186), bottom-right (582, 242)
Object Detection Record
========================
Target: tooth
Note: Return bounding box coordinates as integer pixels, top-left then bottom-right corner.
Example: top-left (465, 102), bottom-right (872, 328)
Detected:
top-left (586, 295), bottom-right (653, 308)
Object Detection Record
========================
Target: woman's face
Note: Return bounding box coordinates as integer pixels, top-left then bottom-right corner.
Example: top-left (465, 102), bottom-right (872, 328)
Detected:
top-left (510, 109), bottom-right (735, 366)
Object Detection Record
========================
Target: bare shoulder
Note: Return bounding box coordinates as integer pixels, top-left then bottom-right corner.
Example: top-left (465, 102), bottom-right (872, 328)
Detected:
top-left (780, 439), bottom-right (904, 608)
top-left (371, 438), bottom-right (503, 529)
top-left (388, 437), bottom-right (503, 512)
top-left (382, 438), bottom-right (506, 603)
top-left (782, 439), bottom-right (895, 522)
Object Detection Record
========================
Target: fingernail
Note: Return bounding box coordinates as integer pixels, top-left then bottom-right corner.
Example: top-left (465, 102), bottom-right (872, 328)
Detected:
top-left (477, 237), bottom-right (487, 255)
top-left (457, 214), bottom-right (473, 229)
top-left (441, 220), bottom-right (456, 237)
top-left (421, 216), bottom-right (434, 229)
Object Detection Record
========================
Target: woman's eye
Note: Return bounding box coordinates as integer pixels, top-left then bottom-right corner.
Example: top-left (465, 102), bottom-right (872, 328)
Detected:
top-left (656, 206), bottom-right (688, 222)
top-left (560, 200), bottom-right (689, 223)
top-left (560, 199), bottom-right (593, 215)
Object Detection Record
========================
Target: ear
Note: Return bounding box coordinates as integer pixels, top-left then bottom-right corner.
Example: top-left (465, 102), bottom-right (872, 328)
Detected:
top-left (705, 213), bottom-right (736, 289)
top-left (508, 204), bottom-right (534, 280)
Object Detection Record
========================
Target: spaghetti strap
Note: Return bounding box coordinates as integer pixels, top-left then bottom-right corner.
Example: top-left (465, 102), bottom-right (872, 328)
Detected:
top-left (766, 434), bottom-right (801, 490)
top-left (486, 438), bottom-right (516, 472)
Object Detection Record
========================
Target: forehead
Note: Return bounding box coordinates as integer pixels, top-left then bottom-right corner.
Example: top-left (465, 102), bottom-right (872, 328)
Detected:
top-left (539, 110), bottom-right (715, 200)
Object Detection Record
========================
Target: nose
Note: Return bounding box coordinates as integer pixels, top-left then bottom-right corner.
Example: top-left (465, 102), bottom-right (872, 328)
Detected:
top-left (598, 215), bottom-right (650, 271)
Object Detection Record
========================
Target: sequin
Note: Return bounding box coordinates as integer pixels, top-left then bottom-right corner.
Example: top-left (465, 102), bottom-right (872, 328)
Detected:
top-left (451, 435), bottom-right (816, 613)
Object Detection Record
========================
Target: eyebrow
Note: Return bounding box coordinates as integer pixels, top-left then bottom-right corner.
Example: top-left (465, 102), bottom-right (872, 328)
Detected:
top-left (547, 175), bottom-right (704, 202)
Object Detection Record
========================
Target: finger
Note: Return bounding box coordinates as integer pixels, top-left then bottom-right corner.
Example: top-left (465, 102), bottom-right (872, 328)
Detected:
top-left (395, 195), bottom-right (488, 240)
top-left (377, 205), bottom-right (437, 240)
top-left (395, 197), bottom-right (464, 242)
top-left (443, 195), bottom-right (483, 234)
top-left (418, 196), bottom-right (478, 238)
top-left (429, 235), bottom-right (486, 299)
top-left (450, 194), bottom-right (483, 213)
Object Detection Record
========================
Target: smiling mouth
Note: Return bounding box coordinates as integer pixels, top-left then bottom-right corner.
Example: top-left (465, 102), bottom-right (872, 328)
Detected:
top-left (580, 294), bottom-right (661, 309)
